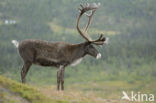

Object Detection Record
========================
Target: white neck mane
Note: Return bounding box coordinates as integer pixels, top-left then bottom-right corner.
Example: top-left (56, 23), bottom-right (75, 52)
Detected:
top-left (70, 58), bottom-right (83, 67)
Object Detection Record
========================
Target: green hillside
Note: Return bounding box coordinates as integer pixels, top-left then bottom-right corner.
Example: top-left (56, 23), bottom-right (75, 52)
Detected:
top-left (0, 75), bottom-right (69, 103)
top-left (0, 75), bottom-right (155, 103)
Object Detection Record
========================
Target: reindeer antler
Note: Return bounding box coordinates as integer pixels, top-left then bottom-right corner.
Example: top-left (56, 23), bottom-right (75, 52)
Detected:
top-left (76, 3), bottom-right (107, 45)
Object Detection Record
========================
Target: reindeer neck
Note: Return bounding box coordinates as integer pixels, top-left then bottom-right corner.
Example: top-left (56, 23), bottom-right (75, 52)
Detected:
top-left (70, 42), bottom-right (88, 61)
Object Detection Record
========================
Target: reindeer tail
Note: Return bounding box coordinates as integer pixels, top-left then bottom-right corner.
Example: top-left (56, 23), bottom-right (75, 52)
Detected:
top-left (11, 40), bottom-right (19, 48)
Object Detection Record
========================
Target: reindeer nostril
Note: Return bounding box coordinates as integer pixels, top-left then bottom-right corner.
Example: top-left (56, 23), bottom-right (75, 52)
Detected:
top-left (96, 53), bottom-right (101, 59)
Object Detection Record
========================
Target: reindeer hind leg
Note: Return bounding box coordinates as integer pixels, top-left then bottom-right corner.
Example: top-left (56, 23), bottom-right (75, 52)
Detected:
top-left (21, 61), bottom-right (32, 83)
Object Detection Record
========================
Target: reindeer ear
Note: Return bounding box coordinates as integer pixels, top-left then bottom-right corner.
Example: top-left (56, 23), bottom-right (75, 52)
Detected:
top-left (87, 41), bottom-right (92, 45)
top-left (85, 41), bottom-right (91, 46)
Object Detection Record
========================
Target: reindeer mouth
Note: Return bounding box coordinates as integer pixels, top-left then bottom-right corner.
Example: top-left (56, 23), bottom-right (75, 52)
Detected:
top-left (104, 37), bottom-right (109, 44)
top-left (96, 53), bottom-right (101, 59)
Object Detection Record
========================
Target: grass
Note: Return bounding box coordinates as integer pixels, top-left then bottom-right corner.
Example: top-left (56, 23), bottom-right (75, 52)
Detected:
top-left (0, 75), bottom-right (68, 103)
top-left (0, 74), bottom-right (156, 103)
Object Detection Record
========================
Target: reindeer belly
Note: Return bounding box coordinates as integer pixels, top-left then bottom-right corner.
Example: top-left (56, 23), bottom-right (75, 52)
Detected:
top-left (37, 60), bottom-right (58, 67)
top-left (34, 57), bottom-right (69, 67)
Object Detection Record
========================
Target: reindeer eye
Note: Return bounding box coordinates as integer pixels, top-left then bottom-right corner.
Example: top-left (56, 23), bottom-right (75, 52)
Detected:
top-left (89, 45), bottom-right (94, 48)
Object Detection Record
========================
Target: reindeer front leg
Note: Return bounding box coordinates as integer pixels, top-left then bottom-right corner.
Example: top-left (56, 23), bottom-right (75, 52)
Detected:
top-left (57, 65), bottom-right (64, 91)
top-left (61, 67), bottom-right (65, 90)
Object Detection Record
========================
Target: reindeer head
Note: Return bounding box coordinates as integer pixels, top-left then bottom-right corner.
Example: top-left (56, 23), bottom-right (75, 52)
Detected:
top-left (76, 3), bottom-right (109, 59)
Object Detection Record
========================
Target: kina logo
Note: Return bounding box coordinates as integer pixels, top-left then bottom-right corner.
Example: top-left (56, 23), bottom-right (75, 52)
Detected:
top-left (121, 91), bottom-right (154, 102)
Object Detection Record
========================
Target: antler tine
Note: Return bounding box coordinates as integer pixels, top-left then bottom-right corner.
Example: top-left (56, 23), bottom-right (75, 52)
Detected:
top-left (92, 33), bottom-right (109, 45)
top-left (98, 34), bottom-right (103, 40)
top-left (93, 34), bottom-right (104, 42)
top-left (80, 4), bottom-right (84, 9)
top-left (91, 34), bottom-right (106, 45)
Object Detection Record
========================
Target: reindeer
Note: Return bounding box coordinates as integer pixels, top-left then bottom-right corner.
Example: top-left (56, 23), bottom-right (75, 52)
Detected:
top-left (12, 3), bottom-right (109, 90)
